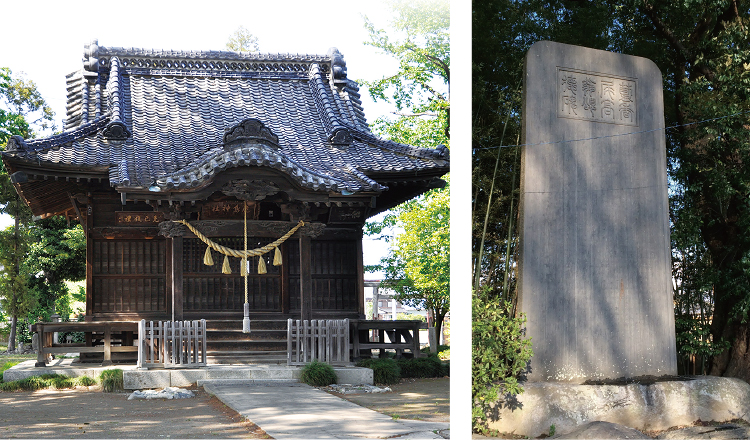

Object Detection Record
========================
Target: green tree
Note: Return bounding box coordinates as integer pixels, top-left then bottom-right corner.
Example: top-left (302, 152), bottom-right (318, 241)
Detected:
top-left (362, 0), bottom-right (449, 141)
top-left (0, 224), bottom-right (35, 348)
top-left (362, 0), bottom-right (449, 337)
top-left (0, 67), bottom-right (55, 351)
top-left (624, 0), bottom-right (750, 379)
top-left (226, 26), bottom-right (259, 52)
top-left (23, 217), bottom-right (86, 320)
top-left (473, 0), bottom-right (750, 384)
top-left (371, 183), bottom-right (449, 337)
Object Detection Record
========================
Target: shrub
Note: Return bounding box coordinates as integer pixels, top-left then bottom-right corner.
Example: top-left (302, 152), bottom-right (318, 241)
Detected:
top-left (472, 289), bottom-right (533, 433)
top-left (100, 369), bottom-right (123, 392)
top-left (440, 360), bottom-right (450, 377)
top-left (300, 360), bottom-right (337, 387)
top-left (397, 354), bottom-right (443, 378)
top-left (438, 348), bottom-right (450, 361)
top-left (421, 344), bottom-right (450, 355)
top-left (357, 358), bottom-right (401, 385)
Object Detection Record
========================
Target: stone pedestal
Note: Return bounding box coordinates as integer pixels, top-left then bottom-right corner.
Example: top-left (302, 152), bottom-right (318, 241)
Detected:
top-left (518, 41), bottom-right (676, 382)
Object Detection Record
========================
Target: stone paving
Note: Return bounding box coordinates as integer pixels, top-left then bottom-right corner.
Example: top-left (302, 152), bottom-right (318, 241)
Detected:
top-left (205, 382), bottom-right (450, 439)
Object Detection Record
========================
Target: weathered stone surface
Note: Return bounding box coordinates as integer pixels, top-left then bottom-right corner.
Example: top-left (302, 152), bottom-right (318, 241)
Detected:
top-left (169, 369), bottom-right (207, 387)
top-left (489, 376), bottom-right (750, 438)
top-left (657, 424), bottom-right (750, 439)
top-left (123, 370), bottom-right (171, 389)
top-left (518, 40), bottom-right (676, 382)
top-left (551, 421), bottom-right (651, 439)
top-left (334, 367), bottom-right (374, 385)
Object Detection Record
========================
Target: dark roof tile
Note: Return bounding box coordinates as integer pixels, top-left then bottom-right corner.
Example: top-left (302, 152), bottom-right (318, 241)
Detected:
top-left (4, 43), bottom-right (449, 195)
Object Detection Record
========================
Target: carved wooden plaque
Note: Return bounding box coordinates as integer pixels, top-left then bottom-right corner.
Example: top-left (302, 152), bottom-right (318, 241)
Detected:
top-left (328, 205), bottom-right (366, 223)
top-left (202, 201), bottom-right (259, 220)
top-left (116, 211), bottom-right (164, 226)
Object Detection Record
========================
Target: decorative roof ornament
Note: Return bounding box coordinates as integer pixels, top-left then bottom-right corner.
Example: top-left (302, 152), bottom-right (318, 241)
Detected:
top-left (223, 118), bottom-right (280, 149)
top-left (102, 57), bottom-right (131, 141)
top-left (330, 128), bottom-right (353, 146)
top-left (83, 39), bottom-right (100, 72)
top-left (221, 179), bottom-right (280, 201)
top-left (327, 47), bottom-right (347, 87)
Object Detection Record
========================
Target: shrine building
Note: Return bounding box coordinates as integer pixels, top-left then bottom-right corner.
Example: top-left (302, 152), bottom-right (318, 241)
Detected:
top-left (2, 41), bottom-right (449, 363)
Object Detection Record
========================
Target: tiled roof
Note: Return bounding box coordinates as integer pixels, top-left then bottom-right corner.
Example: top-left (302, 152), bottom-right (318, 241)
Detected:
top-left (4, 41), bottom-right (449, 195)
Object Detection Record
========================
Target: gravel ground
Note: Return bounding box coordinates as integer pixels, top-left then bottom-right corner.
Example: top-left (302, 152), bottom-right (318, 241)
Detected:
top-left (0, 377), bottom-right (449, 438)
top-left (0, 386), bottom-right (270, 438)
top-left (326, 377), bottom-right (450, 423)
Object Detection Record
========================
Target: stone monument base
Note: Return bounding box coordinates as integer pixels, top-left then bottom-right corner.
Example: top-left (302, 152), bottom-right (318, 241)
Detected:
top-left (489, 376), bottom-right (750, 437)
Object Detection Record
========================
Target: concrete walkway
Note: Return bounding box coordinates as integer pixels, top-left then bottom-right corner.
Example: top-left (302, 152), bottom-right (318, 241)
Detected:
top-left (204, 382), bottom-right (450, 439)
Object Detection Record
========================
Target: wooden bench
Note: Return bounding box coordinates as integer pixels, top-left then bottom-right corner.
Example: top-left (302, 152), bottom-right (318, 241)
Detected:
top-left (30, 321), bottom-right (139, 367)
top-left (351, 320), bottom-right (424, 359)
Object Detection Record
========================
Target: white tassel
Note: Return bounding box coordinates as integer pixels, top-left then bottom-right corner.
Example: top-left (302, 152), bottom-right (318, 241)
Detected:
top-left (242, 303), bottom-right (251, 334)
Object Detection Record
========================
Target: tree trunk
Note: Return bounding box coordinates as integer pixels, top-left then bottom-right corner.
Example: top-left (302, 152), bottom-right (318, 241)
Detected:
top-left (433, 309), bottom-right (446, 347)
top-left (7, 315), bottom-right (16, 352)
top-left (711, 323), bottom-right (750, 383)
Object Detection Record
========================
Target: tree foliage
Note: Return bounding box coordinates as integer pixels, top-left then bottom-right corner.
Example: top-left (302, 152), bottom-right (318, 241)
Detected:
top-left (473, 0), bottom-right (750, 386)
top-left (23, 217), bottom-right (86, 318)
top-left (0, 225), bottom-right (34, 326)
top-left (472, 289), bottom-right (532, 433)
top-left (0, 67), bottom-right (86, 350)
top-left (362, 0), bottom-right (449, 140)
top-left (369, 183), bottom-right (449, 336)
top-left (226, 26), bottom-right (259, 52)
top-left (362, 0), bottom-right (450, 336)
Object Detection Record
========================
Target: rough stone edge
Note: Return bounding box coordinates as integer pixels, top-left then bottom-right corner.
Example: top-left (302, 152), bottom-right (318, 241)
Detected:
top-left (489, 376), bottom-right (750, 437)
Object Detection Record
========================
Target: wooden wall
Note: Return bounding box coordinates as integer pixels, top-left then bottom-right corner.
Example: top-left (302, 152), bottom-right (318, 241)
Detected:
top-left (91, 239), bottom-right (167, 313)
top-left (287, 239), bottom-right (359, 315)
top-left (86, 193), bottom-right (363, 320)
top-left (182, 237), bottom-right (283, 312)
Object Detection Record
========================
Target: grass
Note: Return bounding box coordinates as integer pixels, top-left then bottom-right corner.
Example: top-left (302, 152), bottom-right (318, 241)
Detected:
top-left (0, 361), bottom-right (20, 382)
top-left (0, 361), bottom-right (122, 392)
top-left (0, 345), bottom-right (37, 362)
top-left (0, 374), bottom-right (96, 391)
top-left (100, 369), bottom-right (123, 392)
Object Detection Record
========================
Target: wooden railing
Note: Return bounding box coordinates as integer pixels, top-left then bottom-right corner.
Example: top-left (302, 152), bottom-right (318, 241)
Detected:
top-left (287, 319), bottom-right (350, 366)
top-left (137, 320), bottom-right (207, 369)
top-left (30, 321), bottom-right (139, 367)
top-left (352, 320), bottom-right (423, 359)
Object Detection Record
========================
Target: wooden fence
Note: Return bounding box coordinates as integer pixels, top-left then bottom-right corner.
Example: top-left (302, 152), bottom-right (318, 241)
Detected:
top-left (137, 319), bottom-right (207, 369)
top-left (287, 319), bottom-right (350, 366)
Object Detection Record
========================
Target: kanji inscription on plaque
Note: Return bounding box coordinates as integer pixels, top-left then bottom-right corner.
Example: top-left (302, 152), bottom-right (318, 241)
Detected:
top-left (558, 67), bottom-right (637, 126)
top-left (116, 211), bottom-right (165, 225)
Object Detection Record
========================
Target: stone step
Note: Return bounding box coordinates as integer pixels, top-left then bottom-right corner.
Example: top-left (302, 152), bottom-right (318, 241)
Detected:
top-left (207, 341), bottom-right (287, 351)
top-left (200, 379), bottom-right (298, 386)
top-left (207, 356), bottom-right (287, 365)
top-left (207, 329), bottom-right (286, 341)
top-left (205, 320), bottom-right (288, 331)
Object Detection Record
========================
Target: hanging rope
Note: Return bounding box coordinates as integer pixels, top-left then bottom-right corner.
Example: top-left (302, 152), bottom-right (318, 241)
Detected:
top-left (243, 202), bottom-right (250, 333)
top-left (174, 219), bottom-right (305, 259)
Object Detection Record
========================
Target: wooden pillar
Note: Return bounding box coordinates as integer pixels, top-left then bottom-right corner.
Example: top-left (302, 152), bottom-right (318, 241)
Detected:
top-left (171, 236), bottom-right (184, 321)
top-left (356, 231), bottom-right (365, 317)
top-left (281, 242), bottom-right (290, 314)
top-left (85, 203), bottom-right (94, 321)
top-left (102, 323), bottom-right (112, 366)
top-left (299, 235), bottom-right (312, 321)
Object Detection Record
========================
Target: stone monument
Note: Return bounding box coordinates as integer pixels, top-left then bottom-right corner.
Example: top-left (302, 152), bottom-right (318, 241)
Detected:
top-left (517, 41), bottom-right (677, 382)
